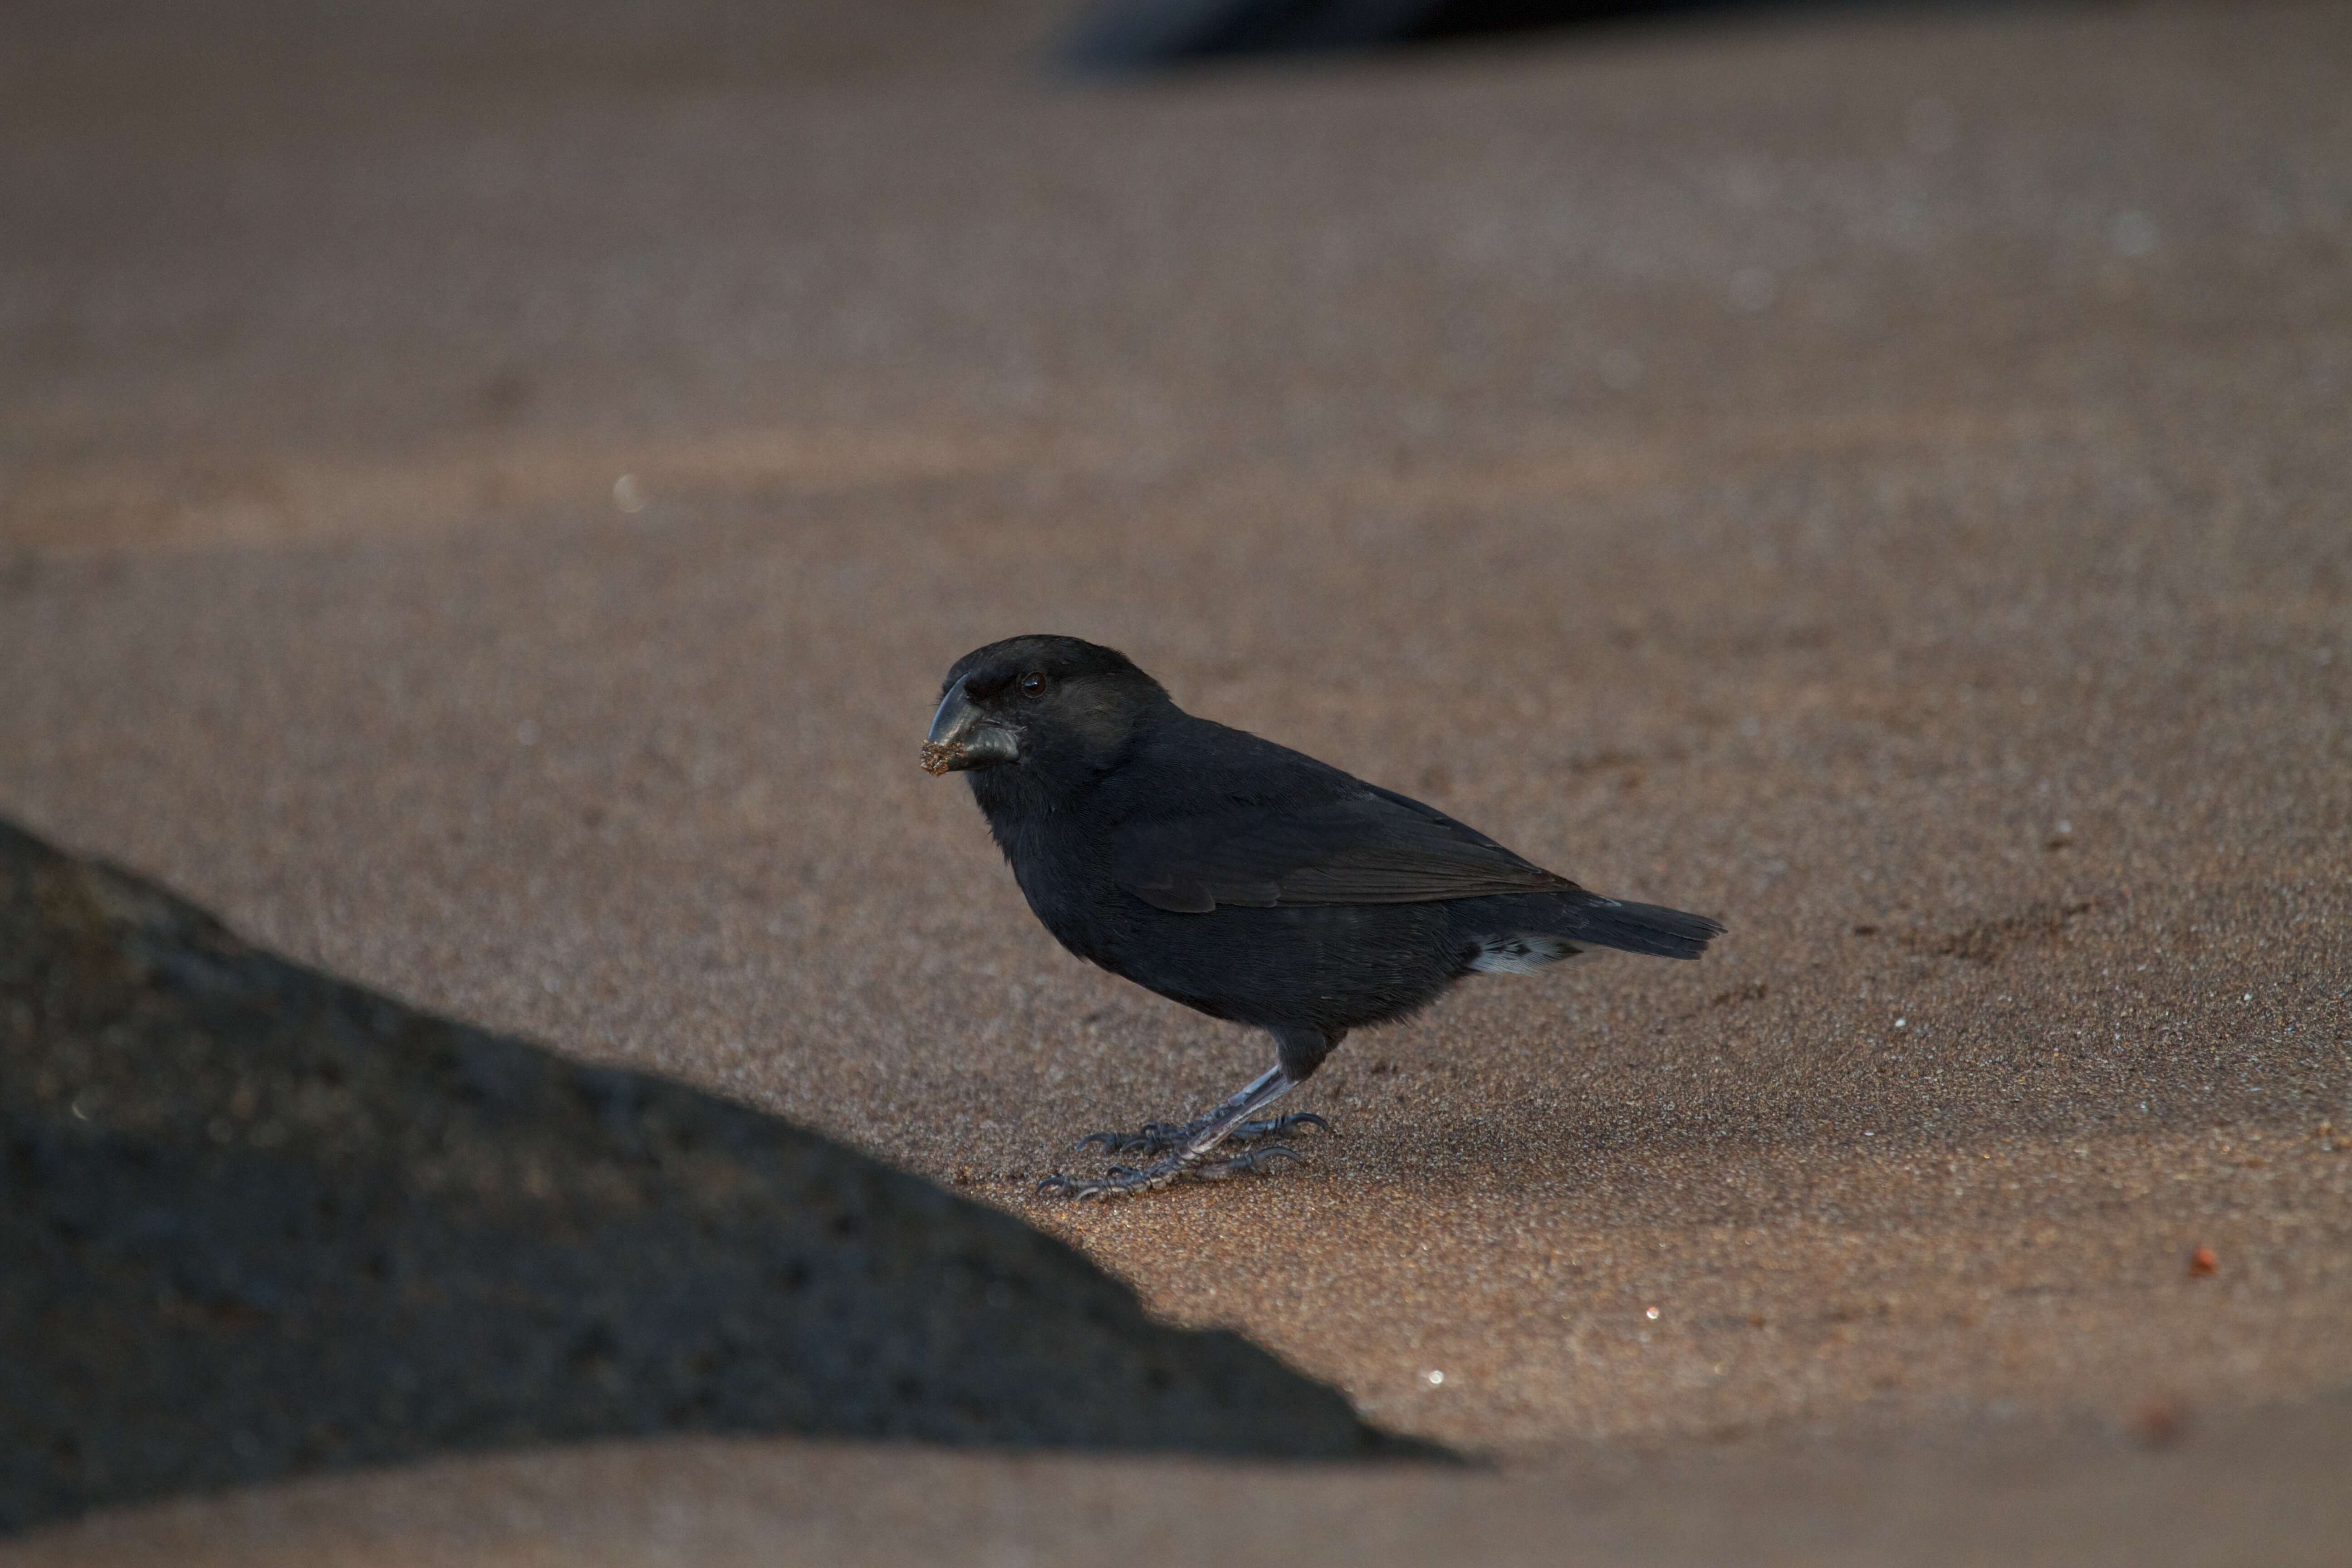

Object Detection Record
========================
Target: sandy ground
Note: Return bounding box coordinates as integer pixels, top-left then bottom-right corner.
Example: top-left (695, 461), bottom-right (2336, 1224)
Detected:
top-left (3, 0), bottom-right (2349, 1558)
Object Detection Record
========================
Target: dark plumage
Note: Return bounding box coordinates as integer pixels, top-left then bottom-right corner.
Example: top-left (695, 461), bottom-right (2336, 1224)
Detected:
top-left (922, 634), bottom-right (1723, 1198)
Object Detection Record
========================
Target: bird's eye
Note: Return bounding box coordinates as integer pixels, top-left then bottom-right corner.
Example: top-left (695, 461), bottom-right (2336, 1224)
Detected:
top-left (1019, 671), bottom-right (1048, 698)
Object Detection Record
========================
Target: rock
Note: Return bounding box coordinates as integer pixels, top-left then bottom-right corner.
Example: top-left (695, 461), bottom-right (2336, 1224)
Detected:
top-left (0, 818), bottom-right (1428, 1534)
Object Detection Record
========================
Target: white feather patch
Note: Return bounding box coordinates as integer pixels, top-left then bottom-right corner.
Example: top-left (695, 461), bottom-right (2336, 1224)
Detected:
top-left (1468, 933), bottom-right (1578, 975)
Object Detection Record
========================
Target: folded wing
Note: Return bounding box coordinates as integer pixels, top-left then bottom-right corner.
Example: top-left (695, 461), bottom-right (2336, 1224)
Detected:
top-left (1114, 785), bottom-right (1574, 913)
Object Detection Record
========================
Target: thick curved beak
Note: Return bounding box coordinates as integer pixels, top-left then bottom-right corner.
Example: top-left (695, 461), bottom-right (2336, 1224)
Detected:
top-left (920, 681), bottom-right (1019, 775)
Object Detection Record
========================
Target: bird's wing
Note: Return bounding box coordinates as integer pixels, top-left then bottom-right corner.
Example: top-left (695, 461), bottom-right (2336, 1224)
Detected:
top-left (1112, 785), bottom-right (1573, 913)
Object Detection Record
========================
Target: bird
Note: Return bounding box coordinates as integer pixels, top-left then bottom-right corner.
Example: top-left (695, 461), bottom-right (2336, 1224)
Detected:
top-left (921, 633), bottom-right (1724, 1199)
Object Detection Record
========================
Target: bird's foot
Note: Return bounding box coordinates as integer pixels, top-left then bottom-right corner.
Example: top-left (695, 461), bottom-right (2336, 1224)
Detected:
top-left (1233, 1111), bottom-right (1330, 1143)
top-left (1076, 1119), bottom-right (1196, 1156)
top-left (1077, 1111), bottom-right (1330, 1156)
top-left (1037, 1142), bottom-right (1305, 1201)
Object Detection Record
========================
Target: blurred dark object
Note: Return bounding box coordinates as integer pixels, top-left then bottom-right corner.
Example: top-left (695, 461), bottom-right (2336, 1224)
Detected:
top-left (0, 818), bottom-right (1425, 1535)
top-left (1063, 0), bottom-right (1800, 66)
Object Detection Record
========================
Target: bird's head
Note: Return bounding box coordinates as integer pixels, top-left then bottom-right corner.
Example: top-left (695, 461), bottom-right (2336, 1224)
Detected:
top-left (922, 634), bottom-right (1170, 785)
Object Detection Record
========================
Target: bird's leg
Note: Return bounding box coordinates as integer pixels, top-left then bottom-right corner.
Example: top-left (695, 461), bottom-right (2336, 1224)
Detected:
top-left (1044, 1066), bottom-right (1312, 1199)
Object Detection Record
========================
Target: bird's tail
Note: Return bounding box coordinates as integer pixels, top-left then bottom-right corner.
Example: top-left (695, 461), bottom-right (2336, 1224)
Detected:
top-left (1567, 895), bottom-right (1724, 960)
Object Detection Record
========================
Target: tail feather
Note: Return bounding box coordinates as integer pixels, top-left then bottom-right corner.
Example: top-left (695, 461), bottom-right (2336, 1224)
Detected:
top-left (1568, 896), bottom-right (1724, 961)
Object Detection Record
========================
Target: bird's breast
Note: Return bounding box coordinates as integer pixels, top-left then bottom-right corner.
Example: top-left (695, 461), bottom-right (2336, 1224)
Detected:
top-left (988, 817), bottom-right (1131, 966)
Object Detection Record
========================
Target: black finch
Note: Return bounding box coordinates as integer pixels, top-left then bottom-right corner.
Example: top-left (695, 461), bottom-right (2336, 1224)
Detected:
top-left (923, 634), bottom-right (1723, 1199)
